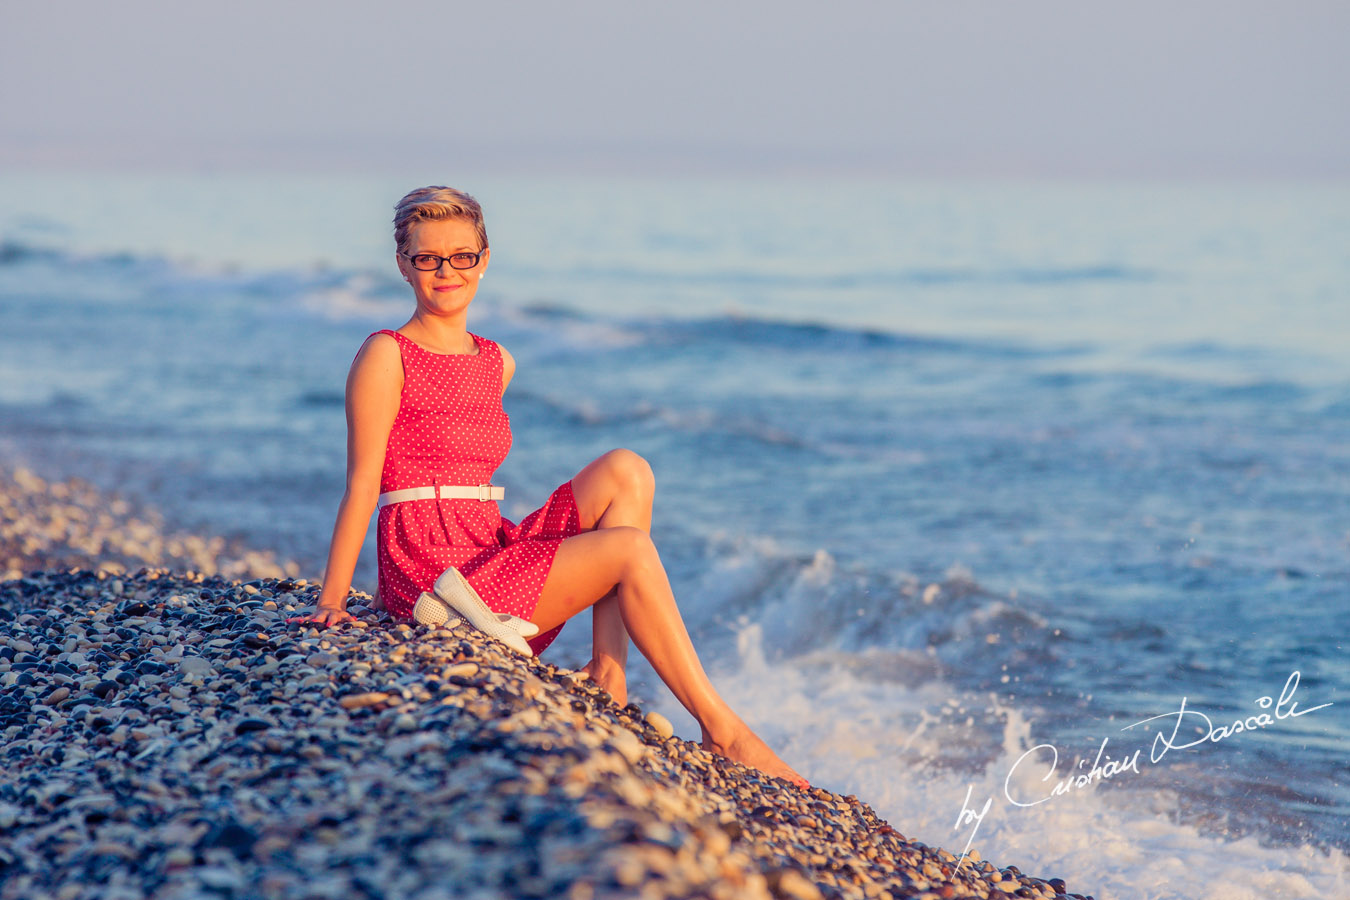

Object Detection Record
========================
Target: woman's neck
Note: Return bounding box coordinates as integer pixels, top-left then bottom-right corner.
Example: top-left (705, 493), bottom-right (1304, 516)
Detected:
top-left (399, 313), bottom-right (476, 355)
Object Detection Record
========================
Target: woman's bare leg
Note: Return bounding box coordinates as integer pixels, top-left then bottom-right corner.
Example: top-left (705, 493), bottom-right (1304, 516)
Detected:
top-left (567, 448), bottom-right (656, 706)
top-left (531, 525), bottom-right (807, 788)
top-left (583, 593), bottom-right (628, 705)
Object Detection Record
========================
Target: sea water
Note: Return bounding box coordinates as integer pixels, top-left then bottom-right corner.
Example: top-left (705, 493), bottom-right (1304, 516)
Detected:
top-left (1, 171), bottom-right (1346, 898)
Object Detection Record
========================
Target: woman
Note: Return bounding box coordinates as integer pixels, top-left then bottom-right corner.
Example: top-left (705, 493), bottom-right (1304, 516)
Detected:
top-left (290, 186), bottom-right (806, 788)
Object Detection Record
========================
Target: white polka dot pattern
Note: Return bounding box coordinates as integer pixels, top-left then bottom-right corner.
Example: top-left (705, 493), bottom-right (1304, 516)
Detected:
top-left (372, 330), bottom-right (581, 655)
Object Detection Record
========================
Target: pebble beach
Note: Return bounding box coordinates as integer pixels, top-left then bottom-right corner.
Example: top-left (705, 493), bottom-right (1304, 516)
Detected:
top-left (0, 467), bottom-right (1098, 900)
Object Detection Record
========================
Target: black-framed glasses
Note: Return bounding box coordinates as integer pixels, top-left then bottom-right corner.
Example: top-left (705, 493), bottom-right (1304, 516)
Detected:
top-left (402, 250), bottom-right (484, 271)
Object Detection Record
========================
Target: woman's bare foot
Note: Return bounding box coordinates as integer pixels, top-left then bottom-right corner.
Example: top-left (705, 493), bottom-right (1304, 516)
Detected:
top-left (703, 726), bottom-right (808, 789)
top-left (581, 655), bottom-right (627, 707)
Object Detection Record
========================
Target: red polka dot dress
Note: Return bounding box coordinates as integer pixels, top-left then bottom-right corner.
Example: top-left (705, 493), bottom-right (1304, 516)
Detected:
top-left (372, 329), bottom-right (581, 655)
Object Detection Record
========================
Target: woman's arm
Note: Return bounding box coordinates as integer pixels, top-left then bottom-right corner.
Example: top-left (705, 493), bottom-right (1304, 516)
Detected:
top-left (293, 334), bottom-right (403, 626)
top-left (500, 343), bottom-right (516, 395)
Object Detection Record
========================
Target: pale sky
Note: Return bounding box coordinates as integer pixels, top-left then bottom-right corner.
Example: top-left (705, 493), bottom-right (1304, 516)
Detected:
top-left (1, 0), bottom-right (1346, 176)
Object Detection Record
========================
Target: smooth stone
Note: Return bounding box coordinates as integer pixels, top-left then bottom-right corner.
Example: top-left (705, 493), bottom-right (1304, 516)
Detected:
top-left (442, 662), bottom-right (479, 679)
top-left (179, 657), bottom-right (214, 677)
top-left (644, 711), bottom-right (674, 740)
top-left (339, 692), bottom-right (391, 710)
top-left (608, 728), bottom-right (647, 766)
top-left (89, 841), bottom-right (138, 860)
top-left (163, 847), bottom-right (194, 869)
top-left (766, 868), bottom-right (823, 900)
top-left (197, 866), bottom-right (245, 890)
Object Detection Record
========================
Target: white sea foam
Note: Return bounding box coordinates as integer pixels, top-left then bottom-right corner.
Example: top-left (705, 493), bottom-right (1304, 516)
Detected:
top-left (645, 625), bottom-right (1349, 900)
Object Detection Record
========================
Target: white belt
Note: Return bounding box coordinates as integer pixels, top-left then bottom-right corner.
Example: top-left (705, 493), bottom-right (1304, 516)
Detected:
top-left (378, 484), bottom-right (504, 509)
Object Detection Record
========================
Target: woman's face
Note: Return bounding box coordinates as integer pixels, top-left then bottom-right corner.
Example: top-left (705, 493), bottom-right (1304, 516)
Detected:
top-left (396, 217), bottom-right (490, 319)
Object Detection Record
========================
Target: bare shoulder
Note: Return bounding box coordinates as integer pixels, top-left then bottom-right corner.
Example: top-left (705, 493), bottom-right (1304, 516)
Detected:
top-left (498, 342), bottom-right (516, 393)
top-left (354, 332), bottom-right (400, 366)
top-left (348, 332), bottom-right (403, 392)
top-left (346, 333), bottom-right (402, 450)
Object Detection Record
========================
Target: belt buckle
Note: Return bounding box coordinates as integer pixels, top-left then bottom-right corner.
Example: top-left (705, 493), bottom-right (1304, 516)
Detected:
top-left (477, 484), bottom-right (492, 502)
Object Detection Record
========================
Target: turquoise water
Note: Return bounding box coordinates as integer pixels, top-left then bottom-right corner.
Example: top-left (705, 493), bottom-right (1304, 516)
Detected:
top-left (2, 172), bottom-right (1347, 897)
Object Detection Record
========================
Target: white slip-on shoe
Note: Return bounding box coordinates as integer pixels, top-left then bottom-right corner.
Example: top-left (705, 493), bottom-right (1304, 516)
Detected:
top-left (413, 592), bottom-right (539, 637)
top-left (432, 566), bottom-right (536, 657)
top-left (412, 591), bottom-right (453, 627)
top-left (500, 614), bottom-right (541, 637)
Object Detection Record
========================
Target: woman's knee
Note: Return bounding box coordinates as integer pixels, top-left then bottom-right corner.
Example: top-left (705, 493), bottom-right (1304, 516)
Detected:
top-left (604, 525), bottom-right (659, 575)
top-left (602, 448), bottom-right (654, 498)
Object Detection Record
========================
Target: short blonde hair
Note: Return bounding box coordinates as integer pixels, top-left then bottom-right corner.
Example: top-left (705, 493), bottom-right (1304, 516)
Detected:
top-left (393, 186), bottom-right (488, 254)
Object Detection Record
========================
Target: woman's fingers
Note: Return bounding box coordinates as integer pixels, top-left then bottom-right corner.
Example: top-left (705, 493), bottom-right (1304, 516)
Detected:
top-left (286, 608), bottom-right (354, 627)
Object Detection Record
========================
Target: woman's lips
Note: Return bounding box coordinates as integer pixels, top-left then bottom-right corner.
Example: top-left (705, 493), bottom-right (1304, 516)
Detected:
top-left (433, 284), bottom-right (461, 292)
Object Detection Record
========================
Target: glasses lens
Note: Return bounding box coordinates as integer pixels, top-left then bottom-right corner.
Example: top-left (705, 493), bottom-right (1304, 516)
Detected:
top-left (450, 252), bottom-right (478, 269)
top-left (411, 254), bottom-right (441, 270)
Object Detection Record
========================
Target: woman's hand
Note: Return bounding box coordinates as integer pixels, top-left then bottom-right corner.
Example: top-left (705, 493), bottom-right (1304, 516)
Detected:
top-left (287, 602), bottom-right (356, 628)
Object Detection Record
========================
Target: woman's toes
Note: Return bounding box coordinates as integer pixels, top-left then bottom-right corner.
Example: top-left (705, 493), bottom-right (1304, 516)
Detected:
top-left (703, 729), bottom-right (805, 788)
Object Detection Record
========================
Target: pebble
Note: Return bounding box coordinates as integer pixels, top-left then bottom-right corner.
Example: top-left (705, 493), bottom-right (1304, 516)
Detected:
top-left (0, 501), bottom-right (1087, 900)
top-left (339, 691), bottom-right (391, 710)
top-left (609, 727), bottom-right (647, 766)
top-left (768, 868), bottom-right (824, 900)
top-left (197, 866), bottom-right (245, 890)
top-left (645, 711), bottom-right (674, 740)
top-left (179, 656), bottom-right (213, 677)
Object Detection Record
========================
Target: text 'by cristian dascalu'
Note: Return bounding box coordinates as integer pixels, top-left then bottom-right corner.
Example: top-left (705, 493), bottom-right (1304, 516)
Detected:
top-left (950, 670), bottom-right (1332, 869)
